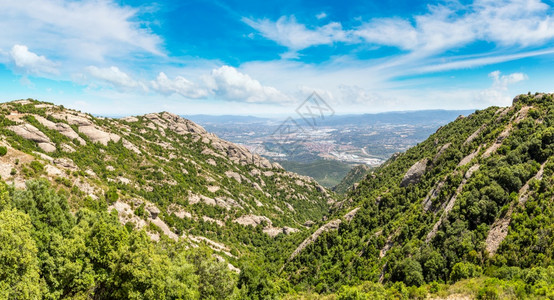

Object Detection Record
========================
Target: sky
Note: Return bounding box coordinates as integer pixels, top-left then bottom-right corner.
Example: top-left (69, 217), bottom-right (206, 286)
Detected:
top-left (0, 0), bottom-right (554, 116)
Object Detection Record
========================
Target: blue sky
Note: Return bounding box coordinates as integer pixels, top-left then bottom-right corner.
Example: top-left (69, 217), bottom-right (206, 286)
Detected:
top-left (1, 0), bottom-right (554, 116)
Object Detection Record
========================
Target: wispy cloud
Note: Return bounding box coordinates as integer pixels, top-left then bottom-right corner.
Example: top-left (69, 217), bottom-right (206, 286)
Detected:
top-left (477, 70), bottom-right (528, 105)
top-left (0, 0), bottom-right (162, 66)
top-left (242, 16), bottom-right (350, 57)
top-left (245, 0), bottom-right (554, 65)
top-left (316, 12), bottom-right (327, 20)
top-left (86, 66), bottom-right (143, 90)
top-left (9, 45), bottom-right (59, 75)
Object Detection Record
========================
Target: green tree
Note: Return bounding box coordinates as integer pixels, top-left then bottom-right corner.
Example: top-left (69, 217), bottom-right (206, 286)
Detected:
top-left (0, 209), bottom-right (42, 299)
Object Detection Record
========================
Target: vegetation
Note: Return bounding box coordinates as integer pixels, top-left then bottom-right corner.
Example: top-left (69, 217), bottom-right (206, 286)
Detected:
top-left (274, 93), bottom-right (554, 298)
top-left (0, 180), bottom-right (239, 299)
top-left (4, 94), bottom-right (554, 298)
top-left (333, 164), bottom-right (372, 194)
top-left (279, 159), bottom-right (353, 188)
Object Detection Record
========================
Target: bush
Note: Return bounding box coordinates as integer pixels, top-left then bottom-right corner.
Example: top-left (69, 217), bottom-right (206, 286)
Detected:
top-left (29, 160), bottom-right (44, 173)
top-left (0, 146), bottom-right (6, 156)
top-left (105, 187), bottom-right (119, 204)
top-left (450, 262), bottom-right (482, 283)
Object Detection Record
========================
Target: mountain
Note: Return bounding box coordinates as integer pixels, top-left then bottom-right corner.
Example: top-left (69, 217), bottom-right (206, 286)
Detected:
top-left (310, 109), bottom-right (476, 126)
top-left (276, 93), bottom-right (554, 298)
top-left (333, 164), bottom-right (372, 194)
top-left (184, 114), bottom-right (272, 125)
top-left (4, 94), bottom-right (554, 299)
top-left (278, 159), bottom-right (354, 188)
top-left (0, 99), bottom-right (337, 298)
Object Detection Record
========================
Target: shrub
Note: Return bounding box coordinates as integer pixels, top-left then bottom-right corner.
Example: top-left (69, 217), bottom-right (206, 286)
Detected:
top-left (450, 262), bottom-right (482, 283)
top-left (105, 187), bottom-right (119, 204)
top-left (0, 146), bottom-right (7, 156)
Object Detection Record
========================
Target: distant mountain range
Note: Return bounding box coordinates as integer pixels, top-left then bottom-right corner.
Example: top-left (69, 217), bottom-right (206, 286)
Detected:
top-left (184, 109), bottom-right (476, 126)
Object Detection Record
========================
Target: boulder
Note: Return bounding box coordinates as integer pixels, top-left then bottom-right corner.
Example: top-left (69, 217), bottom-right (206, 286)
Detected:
top-left (53, 158), bottom-right (78, 170)
top-left (146, 203), bottom-right (161, 219)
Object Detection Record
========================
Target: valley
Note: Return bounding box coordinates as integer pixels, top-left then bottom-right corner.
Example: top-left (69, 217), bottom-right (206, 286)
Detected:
top-left (2, 93), bottom-right (554, 299)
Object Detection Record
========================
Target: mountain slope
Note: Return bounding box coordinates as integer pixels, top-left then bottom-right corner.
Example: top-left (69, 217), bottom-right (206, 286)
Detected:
top-left (0, 99), bottom-right (336, 270)
top-left (333, 164), bottom-right (372, 194)
top-left (279, 93), bottom-right (554, 295)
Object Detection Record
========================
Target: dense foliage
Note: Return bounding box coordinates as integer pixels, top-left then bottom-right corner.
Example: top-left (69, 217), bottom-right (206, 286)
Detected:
top-left (5, 94), bottom-right (554, 299)
top-left (0, 179), bottom-right (241, 299)
top-left (274, 93), bottom-right (554, 298)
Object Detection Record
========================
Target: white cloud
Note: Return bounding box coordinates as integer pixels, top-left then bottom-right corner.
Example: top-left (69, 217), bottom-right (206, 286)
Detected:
top-left (9, 44), bottom-right (58, 75)
top-left (355, 18), bottom-right (419, 50)
top-left (245, 0), bottom-right (554, 60)
top-left (477, 71), bottom-right (528, 105)
top-left (242, 16), bottom-right (351, 53)
top-left (0, 0), bottom-right (162, 67)
top-left (316, 12), bottom-right (327, 20)
top-left (151, 72), bottom-right (208, 99)
top-left (207, 66), bottom-right (292, 103)
top-left (86, 66), bottom-right (141, 90)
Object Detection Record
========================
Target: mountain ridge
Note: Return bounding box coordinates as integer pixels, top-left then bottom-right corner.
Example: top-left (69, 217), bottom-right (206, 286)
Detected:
top-left (0, 99), bottom-right (337, 273)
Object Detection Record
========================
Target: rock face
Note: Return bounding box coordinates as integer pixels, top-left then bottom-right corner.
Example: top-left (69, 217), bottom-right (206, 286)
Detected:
top-left (78, 125), bottom-right (120, 145)
top-left (8, 124), bottom-right (56, 152)
top-left (233, 215), bottom-right (271, 227)
top-left (54, 158), bottom-right (78, 170)
top-left (400, 158), bottom-right (428, 187)
top-left (122, 139), bottom-right (141, 154)
top-left (34, 115), bottom-right (86, 145)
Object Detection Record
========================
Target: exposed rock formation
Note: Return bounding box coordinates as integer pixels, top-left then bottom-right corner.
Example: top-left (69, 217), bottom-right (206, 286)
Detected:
top-left (400, 158), bottom-right (428, 187)
top-left (426, 164), bottom-right (480, 242)
top-left (78, 125), bottom-right (120, 145)
top-left (34, 115), bottom-right (86, 145)
top-left (8, 124), bottom-right (56, 152)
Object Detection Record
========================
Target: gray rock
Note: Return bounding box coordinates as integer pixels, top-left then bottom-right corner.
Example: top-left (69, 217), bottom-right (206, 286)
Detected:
top-left (78, 125), bottom-right (120, 146)
top-left (146, 204), bottom-right (161, 219)
top-left (400, 158), bottom-right (428, 187)
top-left (8, 124), bottom-right (56, 153)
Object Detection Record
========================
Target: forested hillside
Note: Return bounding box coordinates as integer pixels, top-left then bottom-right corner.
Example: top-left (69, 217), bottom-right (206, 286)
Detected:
top-left (277, 93), bottom-right (554, 298)
top-left (0, 99), bottom-right (336, 299)
top-left (5, 93), bottom-right (554, 299)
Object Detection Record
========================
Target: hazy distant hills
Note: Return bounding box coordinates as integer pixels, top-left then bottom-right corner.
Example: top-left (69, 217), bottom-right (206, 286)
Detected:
top-left (314, 109), bottom-right (476, 126)
top-left (184, 114), bottom-right (272, 125)
top-left (185, 109), bottom-right (476, 126)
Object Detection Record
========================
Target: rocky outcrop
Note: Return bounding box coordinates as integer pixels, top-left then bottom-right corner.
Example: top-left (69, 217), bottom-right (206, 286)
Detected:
top-left (34, 115), bottom-right (86, 145)
top-left (53, 158), bottom-right (78, 170)
top-left (233, 215), bottom-right (271, 227)
top-left (285, 207), bottom-right (360, 266)
top-left (433, 143), bottom-right (451, 163)
top-left (50, 112), bottom-right (92, 126)
top-left (483, 106), bottom-right (530, 159)
top-left (400, 158), bottom-right (428, 187)
top-left (8, 124), bottom-right (56, 152)
top-left (78, 125), bottom-right (120, 145)
top-left (224, 170), bottom-right (242, 183)
top-left (425, 164), bottom-right (480, 243)
top-left (286, 219), bottom-right (342, 263)
top-left (485, 160), bottom-right (547, 256)
top-left (122, 138), bottom-right (141, 154)
top-left (463, 125), bottom-right (485, 146)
